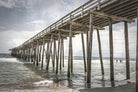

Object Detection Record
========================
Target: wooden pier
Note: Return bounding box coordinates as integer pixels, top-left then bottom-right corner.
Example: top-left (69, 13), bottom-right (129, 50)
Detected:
top-left (10, 0), bottom-right (137, 89)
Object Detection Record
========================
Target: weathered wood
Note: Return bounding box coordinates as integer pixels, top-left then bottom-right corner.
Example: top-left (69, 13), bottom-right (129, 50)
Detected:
top-left (86, 30), bottom-right (88, 61)
top-left (33, 46), bottom-right (36, 64)
top-left (41, 38), bottom-right (45, 68)
top-left (10, 0), bottom-right (137, 52)
top-left (62, 39), bottom-right (64, 67)
top-left (56, 28), bottom-right (85, 34)
top-left (39, 44), bottom-right (42, 62)
top-left (56, 32), bottom-right (61, 74)
top-left (36, 41), bottom-right (39, 66)
top-left (46, 34), bottom-right (53, 70)
top-left (53, 33), bottom-right (69, 37)
top-left (96, 29), bottom-right (104, 76)
top-left (81, 33), bottom-right (87, 73)
top-left (60, 38), bottom-right (64, 70)
top-left (29, 48), bottom-right (31, 62)
top-left (70, 21), bottom-right (105, 30)
top-left (60, 38), bottom-right (62, 70)
top-left (10, 0), bottom-right (137, 87)
top-left (92, 11), bottom-right (134, 23)
top-left (124, 21), bottom-right (130, 79)
top-left (71, 37), bottom-right (73, 73)
top-left (46, 43), bottom-right (49, 66)
top-left (52, 39), bottom-right (56, 69)
top-left (87, 13), bottom-right (93, 83)
top-left (109, 18), bottom-right (114, 81)
top-left (68, 24), bottom-right (73, 78)
top-left (136, 15), bottom-right (138, 92)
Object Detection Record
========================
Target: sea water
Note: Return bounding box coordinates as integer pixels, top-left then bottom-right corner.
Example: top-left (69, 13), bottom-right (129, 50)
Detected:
top-left (0, 54), bottom-right (136, 92)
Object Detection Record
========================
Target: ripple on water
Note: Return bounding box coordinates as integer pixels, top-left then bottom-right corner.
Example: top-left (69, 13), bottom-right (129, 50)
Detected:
top-left (0, 56), bottom-right (136, 91)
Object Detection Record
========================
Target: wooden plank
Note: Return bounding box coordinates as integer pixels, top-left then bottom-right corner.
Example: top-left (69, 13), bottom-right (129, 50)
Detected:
top-left (96, 29), bottom-right (104, 76)
top-left (109, 18), bottom-right (114, 81)
top-left (56, 28), bottom-right (85, 34)
top-left (70, 21), bottom-right (104, 30)
top-left (124, 21), bottom-right (130, 79)
top-left (87, 13), bottom-right (93, 83)
top-left (81, 33), bottom-right (87, 73)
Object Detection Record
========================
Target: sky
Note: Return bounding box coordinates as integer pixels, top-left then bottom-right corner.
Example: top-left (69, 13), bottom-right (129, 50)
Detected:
top-left (0, 0), bottom-right (137, 59)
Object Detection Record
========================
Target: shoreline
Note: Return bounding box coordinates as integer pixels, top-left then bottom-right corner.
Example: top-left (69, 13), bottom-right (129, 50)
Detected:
top-left (80, 82), bottom-right (135, 92)
top-left (0, 82), bottom-right (135, 92)
top-left (0, 57), bottom-right (136, 92)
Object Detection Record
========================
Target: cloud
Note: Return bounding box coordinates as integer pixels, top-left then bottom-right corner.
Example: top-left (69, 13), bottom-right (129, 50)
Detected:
top-left (0, 0), bottom-right (37, 9)
top-left (31, 20), bottom-right (45, 24)
top-left (0, 0), bottom-right (15, 8)
top-left (0, 30), bottom-right (40, 53)
top-left (0, 26), bottom-right (5, 30)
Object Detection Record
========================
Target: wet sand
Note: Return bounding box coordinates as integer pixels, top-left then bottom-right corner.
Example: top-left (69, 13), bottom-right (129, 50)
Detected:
top-left (1, 83), bottom-right (135, 92)
top-left (80, 83), bottom-right (135, 92)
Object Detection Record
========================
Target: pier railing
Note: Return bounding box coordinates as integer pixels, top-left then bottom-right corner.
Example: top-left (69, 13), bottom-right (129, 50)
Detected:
top-left (20, 0), bottom-right (111, 47)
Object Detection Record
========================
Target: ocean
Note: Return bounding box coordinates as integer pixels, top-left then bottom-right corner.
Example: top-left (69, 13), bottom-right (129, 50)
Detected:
top-left (0, 54), bottom-right (136, 92)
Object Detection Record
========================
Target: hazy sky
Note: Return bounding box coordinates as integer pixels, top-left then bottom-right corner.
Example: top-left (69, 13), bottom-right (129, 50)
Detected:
top-left (0, 0), bottom-right (137, 58)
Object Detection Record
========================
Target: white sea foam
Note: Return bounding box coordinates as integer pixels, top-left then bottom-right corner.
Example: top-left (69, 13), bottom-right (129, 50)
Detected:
top-left (33, 80), bottom-right (53, 86)
top-left (127, 72), bottom-right (136, 83)
top-left (115, 73), bottom-right (126, 81)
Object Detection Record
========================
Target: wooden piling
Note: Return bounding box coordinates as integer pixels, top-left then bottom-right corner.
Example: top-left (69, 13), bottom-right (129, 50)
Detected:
top-left (124, 21), bottom-right (130, 79)
top-left (56, 32), bottom-right (61, 73)
top-left (41, 38), bottom-right (45, 68)
top-left (60, 38), bottom-right (62, 70)
top-left (86, 30), bottom-right (88, 61)
top-left (136, 15), bottom-right (138, 92)
top-left (68, 24), bottom-right (73, 78)
top-left (109, 18), bottom-right (114, 81)
top-left (62, 39), bottom-right (64, 67)
top-left (81, 33), bottom-right (87, 73)
top-left (36, 41), bottom-right (39, 66)
top-left (46, 34), bottom-right (53, 70)
top-left (87, 13), bottom-right (93, 83)
top-left (96, 29), bottom-right (104, 76)
top-left (33, 46), bottom-right (36, 64)
top-left (39, 44), bottom-right (42, 62)
top-left (46, 43), bottom-right (49, 66)
top-left (52, 39), bottom-right (56, 69)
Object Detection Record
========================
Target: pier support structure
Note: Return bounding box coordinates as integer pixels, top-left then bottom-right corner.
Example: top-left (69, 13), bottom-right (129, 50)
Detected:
top-left (87, 13), bottom-right (93, 83)
top-left (9, 0), bottom-right (137, 89)
top-left (136, 12), bottom-right (138, 92)
top-left (56, 32), bottom-right (61, 74)
top-left (81, 33), bottom-right (87, 73)
top-left (124, 21), bottom-right (130, 79)
top-left (109, 18), bottom-right (114, 81)
top-left (96, 29), bottom-right (104, 76)
top-left (41, 38), bottom-right (45, 68)
top-left (68, 24), bottom-right (73, 78)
